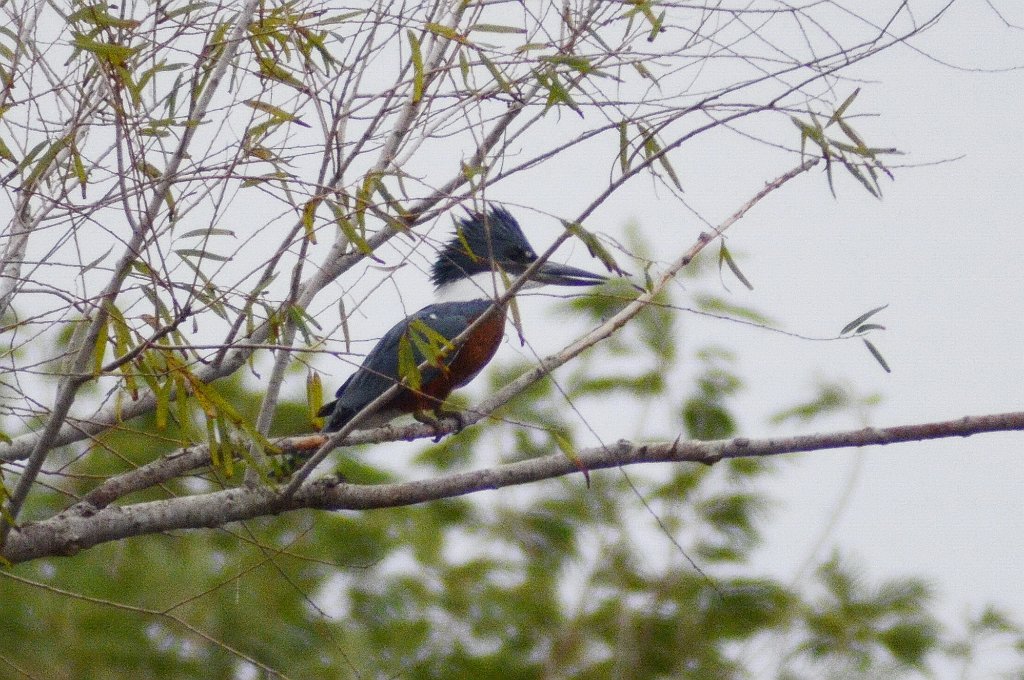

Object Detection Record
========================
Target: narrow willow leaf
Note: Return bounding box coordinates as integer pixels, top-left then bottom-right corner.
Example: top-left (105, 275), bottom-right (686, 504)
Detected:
top-left (68, 5), bottom-right (141, 29)
top-left (855, 323), bottom-right (886, 333)
top-left (0, 137), bottom-right (15, 164)
top-left (307, 371), bottom-right (324, 423)
top-left (72, 35), bottom-right (139, 66)
top-left (337, 297), bottom-right (351, 354)
top-left (92, 314), bottom-right (110, 376)
top-left (82, 245), bottom-right (114, 274)
top-left (407, 319), bottom-right (454, 368)
top-left (618, 120), bottom-right (629, 173)
top-left (105, 302), bottom-right (133, 358)
top-left (542, 72), bottom-right (582, 116)
top-left (718, 244), bottom-right (754, 290)
top-left (17, 140), bottom-right (48, 173)
top-left (179, 227), bottom-right (236, 239)
top-left (407, 30), bottom-right (424, 103)
top-left (458, 49), bottom-right (470, 87)
top-left (555, 433), bottom-right (590, 487)
top-left (155, 377), bottom-right (170, 430)
top-left (479, 53), bottom-right (509, 92)
top-left (216, 413), bottom-right (234, 477)
top-left (863, 338), bottom-right (892, 373)
top-left (175, 248), bottom-right (231, 262)
top-left (22, 137), bottom-right (67, 190)
top-left (648, 10), bottom-right (666, 41)
top-left (207, 417), bottom-right (220, 469)
top-left (564, 221), bottom-right (623, 274)
top-left (843, 160), bottom-right (880, 198)
top-left (71, 147), bottom-right (87, 191)
top-left (828, 88), bottom-right (860, 127)
top-left (302, 198), bottom-right (320, 244)
top-left (174, 372), bottom-right (189, 429)
top-left (290, 303), bottom-right (322, 331)
top-left (256, 57), bottom-right (304, 90)
top-left (288, 305), bottom-right (316, 344)
top-left (327, 200), bottom-right (376, 258)
top-left (397, 334), bottom-right (421, 390)
top-left (424, 22), bottom-right (461, 41)
top-left (241, 171), bottom-right (292, 187)
top-left (541, 55), bottom-right (593, 74)
top-left (657, 147), bottom-right (683, 190)
top-left (840, 304), bottom-right (888, 335)
top-left (243, 99), bottom-right (308, 126)
top-left (469, 23), bottom-right (526, 34)
top-left (508, 294), bottom-right (525, 346)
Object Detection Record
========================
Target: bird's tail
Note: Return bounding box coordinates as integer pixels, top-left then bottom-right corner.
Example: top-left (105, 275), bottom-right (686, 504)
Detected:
top-left (318, 400), bottom-right (356, 433)
top-left (316, 400), bottom-right (336, 418)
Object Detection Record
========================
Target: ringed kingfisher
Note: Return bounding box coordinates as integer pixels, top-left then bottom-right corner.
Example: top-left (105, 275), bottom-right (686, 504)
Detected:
top-left (317, 207), bottom-right (609, 435)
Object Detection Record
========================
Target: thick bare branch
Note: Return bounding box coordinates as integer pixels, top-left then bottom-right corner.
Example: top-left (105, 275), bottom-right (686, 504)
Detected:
top-left (4, 410), bottom-right (1022, 565)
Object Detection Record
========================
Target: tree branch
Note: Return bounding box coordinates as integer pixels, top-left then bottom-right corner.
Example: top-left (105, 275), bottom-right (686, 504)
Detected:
top-left (4, 410), bottom-right (1022, 565)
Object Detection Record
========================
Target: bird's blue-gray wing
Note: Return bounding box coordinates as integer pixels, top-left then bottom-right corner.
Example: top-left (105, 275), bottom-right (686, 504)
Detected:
top-left (320, 300), bottom-right (491, 431)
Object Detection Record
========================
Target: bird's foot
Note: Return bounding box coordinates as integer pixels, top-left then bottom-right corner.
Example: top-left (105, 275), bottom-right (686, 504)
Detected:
top-left (414, 409), bottom-right (465, 442)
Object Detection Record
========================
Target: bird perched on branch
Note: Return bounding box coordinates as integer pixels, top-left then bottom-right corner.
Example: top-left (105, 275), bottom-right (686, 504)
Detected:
top-left (318, 207), bottom-right (609, 436)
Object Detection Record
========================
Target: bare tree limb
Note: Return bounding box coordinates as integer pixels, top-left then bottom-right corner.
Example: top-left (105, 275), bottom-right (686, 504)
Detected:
top-left (4, 410), bottom-right (1022, 565)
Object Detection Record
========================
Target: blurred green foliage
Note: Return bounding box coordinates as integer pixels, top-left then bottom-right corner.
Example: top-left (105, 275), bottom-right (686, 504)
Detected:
top-left (1, 261), bottom-right (1022, 680)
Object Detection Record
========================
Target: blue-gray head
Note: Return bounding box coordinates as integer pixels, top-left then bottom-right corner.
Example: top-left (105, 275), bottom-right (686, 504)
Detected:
top-left (430, 207), bottom-right (608, 293)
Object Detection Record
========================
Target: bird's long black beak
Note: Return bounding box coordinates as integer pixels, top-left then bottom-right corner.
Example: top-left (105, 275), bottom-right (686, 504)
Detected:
top-left (529, 260), bottom-right (609, 287)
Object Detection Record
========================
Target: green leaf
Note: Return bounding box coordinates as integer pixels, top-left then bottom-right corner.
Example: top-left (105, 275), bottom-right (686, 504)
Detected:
top-left (69, 4), bottom-right (141, 29)
top-left (92, 314), bottom-right (110, 376)
top-left (683, 397), bottom-right (736, 440)
top-left (70, 145), bottom-right (87, 190)
top-left (407, 319), bottom-right (454, 368)
top-left (469, 23), bottom-right (526, 34)
top-left (307, 371), bottom-right (324, 425)
top-left (540, 55), bottom-right (593, 74)
top-left (840, 305), bottom-right (887, 335)
top-left (175, 248), bottom-right (232, 262)
top-left (563, 221), bottom-right (623, 275)
top-left (843, 159), bottom-right (881, 198)
top-left (718, 243), bottom-right (754, 290)
top-left (326, 199), bottom-right (376, 258)
top-left (479, 53), bottom-right (509, 92)
top-left (618, 120), bottom-right (629, 173)
top-left (397, 334), bottom-right (421, 391)
top-left (178, 228), bottom-right (236, 239)
top-left (424, 23), bottom-right (462, 42)
top-left (457, 48), bottom-right (470, 86)
top-left (862, 338), bottom-right (891, 373)
top-left (72, 34), bottom-right (139, 66)
top-left (0, 136), bottom-right (16, 164)
top-left (301, 198), bottom-right (320, 244)
top-left (22, 136), bottom-right (68, 191)
top-left (288, 304), bottom-right (322, 344)
top-left (407, 30), bottom-right (424, 104)
top-left (554, 432), bottom-right (589, 486)
top-left (243, 99), bottom-right (308, 126)
top-left (539, 71), bottom-right (582, 116)
top-left (828, 88), bottom-right (860, 127)
top-left (155, 377), bottom-right (170, 430)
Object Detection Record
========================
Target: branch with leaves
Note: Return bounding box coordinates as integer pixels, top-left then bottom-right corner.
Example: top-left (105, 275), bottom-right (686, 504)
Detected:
top-left (4, 410), bottom-right (1021, 565)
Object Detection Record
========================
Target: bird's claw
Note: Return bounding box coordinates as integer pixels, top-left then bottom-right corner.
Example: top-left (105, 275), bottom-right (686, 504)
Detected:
top-left (414, 409), bottom-right (465, 442)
